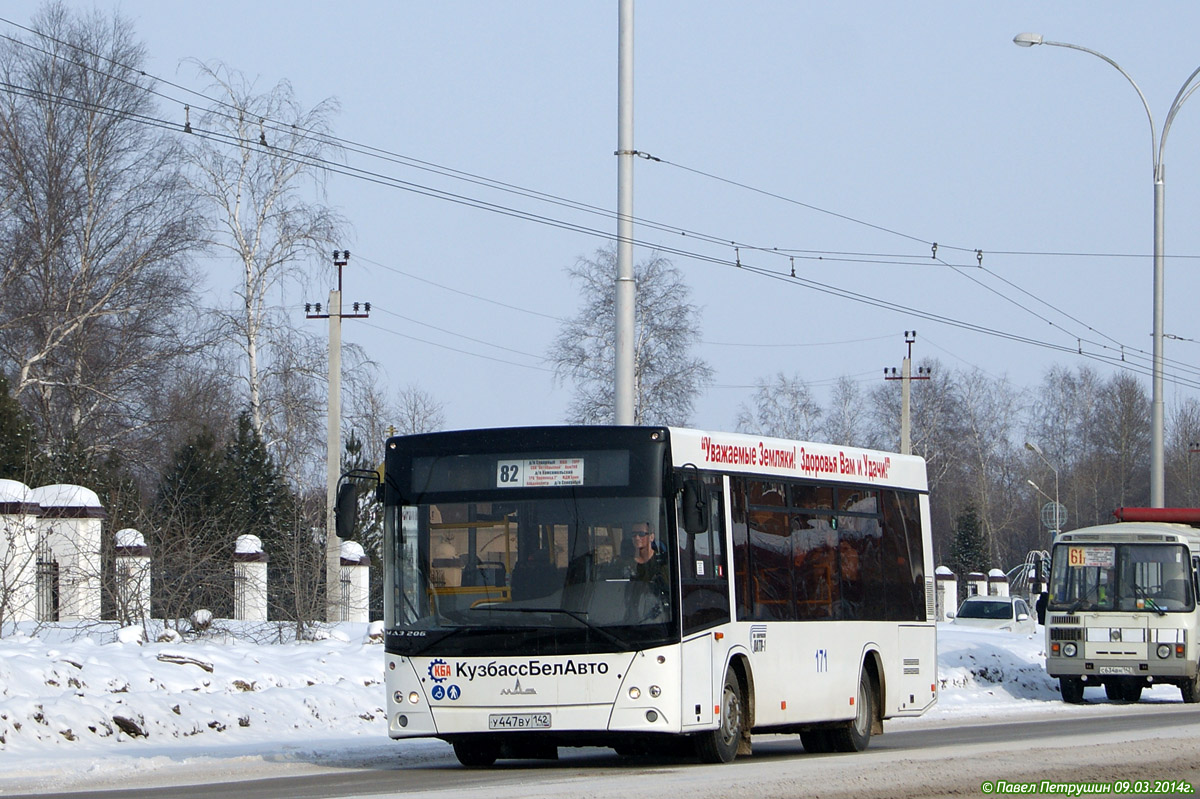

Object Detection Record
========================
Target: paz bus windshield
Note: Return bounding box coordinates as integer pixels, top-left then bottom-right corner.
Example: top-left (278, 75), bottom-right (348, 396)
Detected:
top-left (1048, 542), bottom-right (1194, 613)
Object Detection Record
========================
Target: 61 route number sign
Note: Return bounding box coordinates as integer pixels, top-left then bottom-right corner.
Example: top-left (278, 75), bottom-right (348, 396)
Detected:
top-left (1067, 545), bottom-right (1115, 569)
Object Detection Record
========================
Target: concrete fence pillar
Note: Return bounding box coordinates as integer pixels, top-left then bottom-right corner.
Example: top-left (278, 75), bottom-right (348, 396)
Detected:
top-left (233, 534), bottom-right (268, 622)
top-left (0, 480), bottom-right (41, 626)
top-left (114, 528), bottom-right (151, 624)
top-left (934, 565), bottom-right (957, 621)
top-left (339, 540), bottom-right (370, 623)
top-left (988, 568), bottom-right (1010, 597)
top-left (30, 485), bottom-right (105, 622)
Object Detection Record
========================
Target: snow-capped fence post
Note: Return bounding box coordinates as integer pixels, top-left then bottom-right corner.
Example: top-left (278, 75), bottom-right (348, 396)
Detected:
top-left (0, 480), bottom-right (42, 628)
top-left (338, 540), bottom-right (370, 623)
top-left (988, 568), bottom-right (1010, 597)
top-left (966, 571), bottom-right (987, 598)
top-left (934, 565), bottom-right (957, 621)
top-left (233, 535), bottom-right (268, 622)
top-left (114, 528), bottom-right (151, 625)
top-left (30, 485), bottom-right (106, 622)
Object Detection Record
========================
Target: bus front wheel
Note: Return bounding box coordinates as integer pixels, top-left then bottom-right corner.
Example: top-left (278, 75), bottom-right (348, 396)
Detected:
top-left (1059, 676), bottom-right (1085, 704)
top-left (696, 669), bottom-right (744, 763)
top-left (1182, 670), bottom-right (1200, 703)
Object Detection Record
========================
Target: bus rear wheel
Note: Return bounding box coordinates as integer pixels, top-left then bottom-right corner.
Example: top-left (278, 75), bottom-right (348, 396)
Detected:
top-left (829, 669), bottom-right (875, 753)
top-left (696, 668), bottom-right (744, 763)
top-left (1059, 676), bottom-right (1084, 704)
top-left (452, 738), bottom-right (500, 768)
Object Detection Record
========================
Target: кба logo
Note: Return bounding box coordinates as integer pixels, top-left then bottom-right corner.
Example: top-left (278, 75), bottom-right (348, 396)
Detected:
top-left (428, 658), bottom-right (451, 683)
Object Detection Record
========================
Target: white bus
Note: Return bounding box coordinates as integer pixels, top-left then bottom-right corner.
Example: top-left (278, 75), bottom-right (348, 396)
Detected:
top-left (341, 426), bottom-right (937, 766)
top-left (1045, 507), bottom-right (1200, 704)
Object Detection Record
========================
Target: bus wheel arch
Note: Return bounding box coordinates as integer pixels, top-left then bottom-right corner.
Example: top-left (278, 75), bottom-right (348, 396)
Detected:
top-left (862, 649), bottom-right (884, 736)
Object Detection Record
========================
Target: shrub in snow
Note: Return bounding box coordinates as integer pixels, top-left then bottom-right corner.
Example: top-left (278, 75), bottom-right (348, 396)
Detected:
top-left (157, 629), bottom-right (183, 644)
top-left (366, 620), bottom-right (384, 643)
top-left (189, 609), bottom-right (213, 632)
top-left (116, 626), bottom-right (146, 645)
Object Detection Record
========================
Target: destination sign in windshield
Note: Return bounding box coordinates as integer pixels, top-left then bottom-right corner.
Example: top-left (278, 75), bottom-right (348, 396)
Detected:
top-left (497, 458), bottom-right (584, 488)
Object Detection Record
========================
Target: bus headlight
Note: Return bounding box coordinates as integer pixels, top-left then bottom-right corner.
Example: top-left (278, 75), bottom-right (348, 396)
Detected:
top-left (1158, 644), bottom-right (1173, 659)
top-left (409, 691), bottom-right (421, 704)
top-left (628, 687), bottom-right (641, 700)
top-left (649, 685), bottom-right (661, 698)
top-left (1063, 642), bottom-right (1078, 658)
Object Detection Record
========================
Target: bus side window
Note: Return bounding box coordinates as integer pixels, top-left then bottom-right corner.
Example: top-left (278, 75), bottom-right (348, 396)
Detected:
top-left (680, 473), bottom-right (730, 634)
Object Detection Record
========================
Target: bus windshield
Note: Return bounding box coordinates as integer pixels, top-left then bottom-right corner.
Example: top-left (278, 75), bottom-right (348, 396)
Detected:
top-left (1048, 542), bottom-right (1194, 613)
top-left (384, 495), bottom-right (676, 657)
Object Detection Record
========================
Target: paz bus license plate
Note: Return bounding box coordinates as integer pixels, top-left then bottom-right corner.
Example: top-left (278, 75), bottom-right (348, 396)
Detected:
top-left (1098, 666), bottom-right (1134, 675)
top-left (488, 713), bottom-right (551, 729)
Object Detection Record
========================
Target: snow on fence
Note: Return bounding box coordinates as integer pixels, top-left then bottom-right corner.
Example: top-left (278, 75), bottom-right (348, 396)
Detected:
top-left (1, 480), bottom-right (372, 626)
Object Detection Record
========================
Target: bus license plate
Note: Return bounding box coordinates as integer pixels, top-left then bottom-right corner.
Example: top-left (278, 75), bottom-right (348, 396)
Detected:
top-left (1098, 666), bottom-right (1134, 675)
top-left (488, 713), bottom-right (551, 730)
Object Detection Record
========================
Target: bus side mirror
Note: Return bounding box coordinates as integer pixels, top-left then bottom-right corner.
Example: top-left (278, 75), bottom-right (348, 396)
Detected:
top-left (335, 481), bottom-right (359, 540)
top-left (681, 478), bottom-right (709, 535)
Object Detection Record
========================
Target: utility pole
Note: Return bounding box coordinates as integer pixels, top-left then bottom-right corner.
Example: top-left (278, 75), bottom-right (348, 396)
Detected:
top-left (884, 331), bottom-right (930, 455)
top-left (614, 0), bottom-right (636, 425)
top-left (306, 250), bottom-right (369, 622)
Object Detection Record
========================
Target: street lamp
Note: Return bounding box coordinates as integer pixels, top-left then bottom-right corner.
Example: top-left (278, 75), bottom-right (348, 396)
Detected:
top-left (1014, 32), bottom-right (1200, 508)
top-left (1025, 441), bottom-right (1061, 534)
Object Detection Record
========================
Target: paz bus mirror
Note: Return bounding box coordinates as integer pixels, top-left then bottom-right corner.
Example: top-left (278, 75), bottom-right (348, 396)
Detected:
top-left (681, 477), bottom-right (709, 535)
top-left (334, 481), bottom-right (359, 540)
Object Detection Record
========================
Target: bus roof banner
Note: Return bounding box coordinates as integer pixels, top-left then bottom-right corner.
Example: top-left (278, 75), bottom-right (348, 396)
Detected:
top-left (1112, 507), bottom-right (1200, 525)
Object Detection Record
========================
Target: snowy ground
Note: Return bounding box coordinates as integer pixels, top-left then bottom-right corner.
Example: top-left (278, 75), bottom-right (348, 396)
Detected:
top-left (0, 618), bottom-right (1153, 794)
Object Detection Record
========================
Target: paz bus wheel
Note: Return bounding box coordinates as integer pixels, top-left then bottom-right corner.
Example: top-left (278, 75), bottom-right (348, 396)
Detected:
top-left (452, 738), bottom-right (500, 768)
top-left (1059, 676), bottom-right (1085, 704)
top-left (696, 668), bottom-right (743, 763)
top-left (1182, 671), bottom-right (1200, 703)
top-left (829, 669), bottom-right (874, 752)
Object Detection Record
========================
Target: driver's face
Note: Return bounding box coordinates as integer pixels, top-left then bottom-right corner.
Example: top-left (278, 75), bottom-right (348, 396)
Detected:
top-left (632, 525), bottom-right (654, 562)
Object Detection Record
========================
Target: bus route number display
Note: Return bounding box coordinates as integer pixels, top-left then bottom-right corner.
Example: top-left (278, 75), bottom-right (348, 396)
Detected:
top-left (1067, 545), bottom-right (1115, 568)
top-left (496, 458), bottom-right (585, 488)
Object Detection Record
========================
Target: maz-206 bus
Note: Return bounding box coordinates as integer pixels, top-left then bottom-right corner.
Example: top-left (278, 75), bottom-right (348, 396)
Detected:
top-left (338, 426), bottom-right (937, 767)
top-left (1045, 507), bottom-right (1200, 704)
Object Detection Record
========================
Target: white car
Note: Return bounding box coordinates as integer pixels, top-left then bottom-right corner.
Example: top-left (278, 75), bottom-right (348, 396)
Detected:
top-left (950, 595), bottom-right (1037, 634)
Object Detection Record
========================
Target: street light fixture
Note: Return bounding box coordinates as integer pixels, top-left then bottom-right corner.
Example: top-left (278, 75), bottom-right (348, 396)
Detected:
top-left (1013, 32), bottom-right (1200, 508)
top-left (1025, 441), bottom-right (1061, 535)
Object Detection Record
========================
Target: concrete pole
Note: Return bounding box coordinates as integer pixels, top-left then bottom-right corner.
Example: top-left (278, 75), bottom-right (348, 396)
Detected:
top-left (1151, 171), bottom-right (1165, 507)
top-left (614, 0), bottom-right (636, 425)
top-left (325, 284), bottom-right (342, 621)
top-left (900, 352), bottom-right (911, 456)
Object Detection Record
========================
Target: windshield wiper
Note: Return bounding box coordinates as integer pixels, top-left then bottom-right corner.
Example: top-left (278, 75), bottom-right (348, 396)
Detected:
top-left (1130, 583), bottom-right (1167, 616)
top-left (483, 606), bottom-right (633, 651)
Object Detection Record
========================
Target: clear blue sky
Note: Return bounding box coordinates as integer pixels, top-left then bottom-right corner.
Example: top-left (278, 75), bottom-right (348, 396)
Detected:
top-left (8, 1), bottom-right (1200, 433)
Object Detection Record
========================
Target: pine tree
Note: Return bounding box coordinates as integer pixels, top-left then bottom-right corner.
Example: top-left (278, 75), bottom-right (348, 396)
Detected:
top-left (0, 375), bottom-right (39, 481)
top-left (948, 503), bottom-right (989, 584)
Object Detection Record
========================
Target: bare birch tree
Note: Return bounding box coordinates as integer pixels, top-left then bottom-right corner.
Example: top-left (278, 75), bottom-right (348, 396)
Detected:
top-left (0, 3), bottom-right (205, 467)
top-left (183, 61), bottom-right (344, 447)
top-left (550, 246), bottom-right (712, 426)
top-left (735, 372), bottom-right (823, 440)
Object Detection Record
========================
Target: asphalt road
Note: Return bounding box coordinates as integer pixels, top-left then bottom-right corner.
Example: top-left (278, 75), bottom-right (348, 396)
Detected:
top-left (18, 706), bottom-right (1200, 799)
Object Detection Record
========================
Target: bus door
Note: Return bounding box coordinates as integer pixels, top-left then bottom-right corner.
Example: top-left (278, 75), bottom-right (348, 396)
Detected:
top-left (679, 473), bottom-right (729, 729)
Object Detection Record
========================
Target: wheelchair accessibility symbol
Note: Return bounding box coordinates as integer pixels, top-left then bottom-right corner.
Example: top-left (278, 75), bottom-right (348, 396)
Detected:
top-left (431, 684), bottom-right (445, 701)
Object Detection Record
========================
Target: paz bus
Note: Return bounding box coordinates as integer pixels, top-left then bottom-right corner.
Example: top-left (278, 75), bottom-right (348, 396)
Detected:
top-left (1045, 507), bottom-right (1200, 703)
top-left (337, 426), bottom-right (937, 766)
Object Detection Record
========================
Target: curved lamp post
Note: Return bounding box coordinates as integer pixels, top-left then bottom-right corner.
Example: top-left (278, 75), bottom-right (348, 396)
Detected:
top-left (1025, 441), bottom-right (1061, 535)
top-left (1014, 32), bottom-right (1200, 507)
